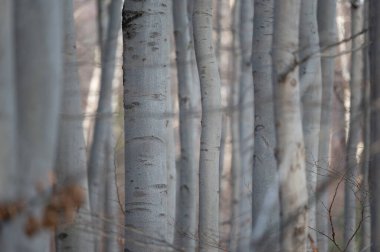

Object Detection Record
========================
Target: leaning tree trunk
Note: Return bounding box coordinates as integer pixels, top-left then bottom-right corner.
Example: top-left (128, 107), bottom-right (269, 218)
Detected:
top-left (251, 0), bottom-right (280, 250)
top-left (122, 1), bottom-right (171, 251)
top-left (299, 0), bottom-right (322, 247)
top-left (173, 0), bottom-right (199, 250)
top-left (237, 0), bottom-right (254, 251)
top-left (0, 1), bottom-right (18, 250)
top-left (55, 1), bottom-right (94, 251)
top-left (369, 0), bottom-right (380, 251)
top-left (344, 2), bottom-right (364, 252)
top-left (12, 1), bottom-right (63, 251)
top-left (272, 0), bottom-right (308, 251)
top-left (317, 1), bottom-right (337, 251)
top-left (193, 0), bottom-right (222, 251)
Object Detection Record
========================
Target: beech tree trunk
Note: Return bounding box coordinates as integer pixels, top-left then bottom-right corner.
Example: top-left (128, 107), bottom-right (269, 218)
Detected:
top-left (173, 0), bottom-right (199, 250)
top-left (122, 1), bottom-right (171, 251)
top-left (193, 0), bottom-right (222, 251)
top-left (272, 0), bottom-right (308, 251)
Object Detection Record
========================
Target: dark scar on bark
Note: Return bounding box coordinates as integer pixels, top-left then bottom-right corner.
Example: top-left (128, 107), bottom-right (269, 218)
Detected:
top-left (122, 9), bottom-right (144, 39)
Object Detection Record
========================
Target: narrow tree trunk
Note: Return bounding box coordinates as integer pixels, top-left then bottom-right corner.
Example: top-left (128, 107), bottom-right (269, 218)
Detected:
top-left (299, 0), bottom-right (322, 247)
top-left (237, 1), bottom-right (254, 251)
top-left (173, 0), bottom-right (199, 250)
top-left (369, 0), bottom-right (380, 251)
top-left (0, 1), bottom-right (18, 250)
top-left (251, 0), bottom-right (280, 250)
top-left (317, 1), bottom-right (337, 251)
top-left (13, 1), bottom-right (63, 251)
top-left (272, 0), bottom-right (308, 251)
top-left (344, 2), bottom-right (365, 251)
top-left (193, 0), bottom-right (222, 251)
top-left (55, 1), bottom-right (94, 251)
top-left (88, 0), bottom-right (122, 247)
top-left (122, 1), bottom-right (171, 250)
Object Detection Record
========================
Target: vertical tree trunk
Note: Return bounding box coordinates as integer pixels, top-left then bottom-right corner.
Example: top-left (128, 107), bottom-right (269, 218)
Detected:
top-left (317, 1), bottom-right (337, 251)
top-left (55, 1), bottom-right (94, 251)
top-left (237, 0), bottom-right (254, 251)
top-left (0, 1), bottom-right (18, 250)
top-left (13, 1), bottom-right (63, 251)
top-left (88, 0), bottom-right (122, 248)
top-left (122, 1), bottom-right (170, 251)
top-left (272, 0), bottom-right (308, 251)
top-left (344, 2), bottom-right (365, 251)
top-left (193, 0), bottom-right (222, 251)
top-left (299, 0), bottom-right (322, 247)
top-left (252, 0), bottom-right (280, 250)
top-left (369, 0), bottom-right (380, 251)
top-left (173, 0), bottom-right (199, 250)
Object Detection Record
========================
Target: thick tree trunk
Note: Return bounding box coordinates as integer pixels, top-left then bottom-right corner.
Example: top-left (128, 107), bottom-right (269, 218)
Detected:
top-left (344, 2), bottom-right (364, 252)
top-left (317, 1), bottom-right (337, 251)
top-left (272, 0), bottom-right (308, 251)
top-left (299, 0), bottom-right (322, 247)
top-left (55, 1), bottom-right (94, 251)
top-left (173, 0), bottom-right (199, 250)
top-left (193, 0), bottom-right (222, 251)
top-left (237, 0), bottom-right (254, 251)
top-left (122, 1), bottom-right (171, 251)
top-left (13, 1), bottom-right (62, 251)
top-left (251, 0), bottom-right (280, 250)
top-left (369, 0), bottom-right (380, 251)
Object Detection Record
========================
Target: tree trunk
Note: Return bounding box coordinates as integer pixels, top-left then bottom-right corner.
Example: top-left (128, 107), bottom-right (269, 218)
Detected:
top-left (13, 1), bottom-right (63, 251)
top-left (272, 0), bottom-right (308, 251)
top-left (344, 2), bottom-right (365, 251)
top-left (299, 0), bottom-right (322, 247)
top-left (193, 0), bottom-right (222, 251)
top-left (237, 1), bottom-right (254, 251)
top-left (369, 0), bottom-right (380, 251)
top-left (251, 0), bottom-right (280, 250)
top-left (122, 1), bottom-right (171, 251)
top-left (55, 1), bottom-right (94, 251)
top-left (0, 1), bottom-right (18, 250)
top-left (317, 1), bottom-right (337, 251)
top-left (173, 0), bottom-right (199, 250)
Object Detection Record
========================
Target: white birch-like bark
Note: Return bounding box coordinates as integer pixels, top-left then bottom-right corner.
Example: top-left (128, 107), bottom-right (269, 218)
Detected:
top-left (317, 1), bottom-right (337, 251)
top-left (229, 1), bottom-right (242, 251)
top-left (173, 0), bottom-right (199, 250)
top-left (237, 1), bottom-right (254, 251)
top-left (252, 0), bottom-right (280, 250)
top-left (272, 0), bottom-right (308, 251)
top-left (344, 2), bottom-right (364, 251)
top-left (88, 0), bottom-right (122, 246)
top-left (123, 1), bottom-right (170, 251)
top-left (368, 0), bottom-right (380, 251)
top-left (299, 0), bottom-right (322, 247)
top-left (0, 1), bottom-right (18, 250)
top-left (55, 1), bottom-right (94, 251)
top-left (193, 0), bottom-right (222, 250)
top-left (13, 1), bottom-right (62, 251)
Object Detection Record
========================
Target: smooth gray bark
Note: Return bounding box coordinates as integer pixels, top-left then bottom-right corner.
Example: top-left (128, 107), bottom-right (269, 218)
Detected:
top-left (369, 0), bottom-right (380, 251)
top-left (251, 0), bottom-right (280, 250)
top-left (173, 0), bottom-right (199, 250)
top-left (193, 0), bottom-right (222, 251)
top-left (317, 1), bottom-right (337, 251)
top-left (0, 1), bottom-right (18, 250)
top-left (344, 2), bottom-right (364, 252)
top-left (237, 1), bottom-right (254, 251)
top-left (13, 1), bottom-right (62, 251)
top-left (299, 0), bottom-right (322, 247)
top-left (55, 0), bottom-right (94, 251)
top-left (272, 0), bottom-right (308, 251)
top-left (122, 1), bottom-right (170, 251)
